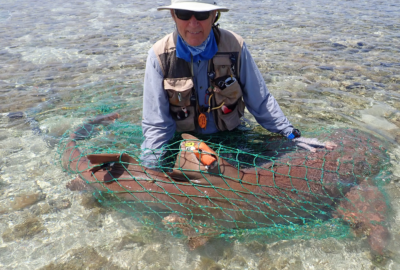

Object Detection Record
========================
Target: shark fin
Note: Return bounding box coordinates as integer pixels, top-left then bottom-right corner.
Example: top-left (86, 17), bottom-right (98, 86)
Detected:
top-left (181, 133), bottom-right (199, 140)
top-left (87, 153), bottom-right (122, 165)
top-left (167, 134), bottom-right (227, 186)
top-left (86, 153), bottom-right (140, 173)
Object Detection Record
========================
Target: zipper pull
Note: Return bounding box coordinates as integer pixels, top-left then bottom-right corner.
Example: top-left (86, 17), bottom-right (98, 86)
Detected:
top-left (178, 93), bottom-right (182, 102)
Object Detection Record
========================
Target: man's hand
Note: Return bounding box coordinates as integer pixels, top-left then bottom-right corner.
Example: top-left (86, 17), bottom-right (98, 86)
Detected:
top-left (287, 128), bottom-right (337, 152)
top-left (293, 137), bottom-right (337, 152)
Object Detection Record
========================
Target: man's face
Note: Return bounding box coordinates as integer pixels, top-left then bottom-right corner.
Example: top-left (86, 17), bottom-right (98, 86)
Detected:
top-left (171, 10), bottom-right (216, 47)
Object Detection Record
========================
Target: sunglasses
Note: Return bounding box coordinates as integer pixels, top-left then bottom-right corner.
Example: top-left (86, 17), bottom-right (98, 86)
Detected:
top-left (174, 10), bottom-right (211, 21)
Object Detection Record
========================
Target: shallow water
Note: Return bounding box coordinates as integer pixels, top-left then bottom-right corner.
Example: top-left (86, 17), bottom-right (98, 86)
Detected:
top-left (1, 0), bottom-right (400, 269)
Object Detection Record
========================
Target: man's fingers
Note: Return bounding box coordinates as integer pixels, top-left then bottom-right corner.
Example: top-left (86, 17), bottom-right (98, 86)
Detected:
top-left (325, 141), bottom-right (337, 150)
top-left (296, 142), bottom-right (317, 152)
top-left (293, 137), bottom-right (337, 151)
top-left (293, 137), bottom-right (324, 147)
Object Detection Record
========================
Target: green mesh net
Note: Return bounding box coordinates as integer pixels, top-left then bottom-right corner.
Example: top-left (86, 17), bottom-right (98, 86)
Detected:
top-left (57, 112), bottom-right (391, 251)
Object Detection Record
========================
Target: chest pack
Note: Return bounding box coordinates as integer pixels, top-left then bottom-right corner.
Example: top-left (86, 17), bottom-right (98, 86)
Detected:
top-left (153, 29), bottom-right (245, 132)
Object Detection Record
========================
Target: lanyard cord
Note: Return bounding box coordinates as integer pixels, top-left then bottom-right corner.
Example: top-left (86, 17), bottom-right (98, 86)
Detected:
top-left (191, 56), bottom-right (204, 115)
top-left (207, 93), bottom-right (224, 113)
top-left (190, 55), bottom-right (194, 77)
top-left (191, 57), bottom-right (224, 113)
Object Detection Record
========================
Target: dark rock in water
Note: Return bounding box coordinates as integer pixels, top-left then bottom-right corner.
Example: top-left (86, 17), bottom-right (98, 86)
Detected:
top-left (374, 83), bottom-right (386, 88)
top-left (7, 111), bottom-right (24, 120)
top-left (380, 63), bottom-right (394, 67)
top-left (0, 192), bottom-right (48, 214)
top-left (48, 198), bottom-right (72, 211)
top-left (80, 194), bottom-right (103, 209)
top-left (348, 49), bottom-right (360, 54)
top-left (227, 255), bottom-right (249, 269)
top-left (198, 256), bottom-right (223, 270)
top-left (357, 42), bottom-right (365, 46)
top-left (2, 217), bottom-right (46, 242)
top-left (245, 240), bottom-right (267, 253)
top-left (0, 133), bottom-right (7, 141)
top-left (0, 180), bottom-right (9, 207)
top-left (258, 256), bottom-right (274, 270)
top-left (332, 43), bottom-right (347, 49)
top-left (346, 82), bottom-right (365, 90)
top-left (30, 202), bottom-right (52, 216)
top-left (319, 66), bottom-right (335, 71)
top-left (11, 192), bottom-right (46, 211)
top-left (115, 234), bottom-right (146, 250)
top-left (85, 208), bottom-right (106, 227)
top-left (39, 246), bottom-right (124, 270)
top-left (141, 246), bottom-right (170, 267)
top-left (0, 177), bottom-right (7, 188)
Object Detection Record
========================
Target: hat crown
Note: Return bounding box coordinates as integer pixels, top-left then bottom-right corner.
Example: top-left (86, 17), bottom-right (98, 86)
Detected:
top-left (171, 0), bottom-right (215, 4)
top-left (157, 0), bottom-right (229, 12)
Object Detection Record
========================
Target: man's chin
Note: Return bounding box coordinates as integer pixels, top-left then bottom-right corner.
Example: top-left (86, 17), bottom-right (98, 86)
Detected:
top-left (185, 36), bottom-right (205, 47)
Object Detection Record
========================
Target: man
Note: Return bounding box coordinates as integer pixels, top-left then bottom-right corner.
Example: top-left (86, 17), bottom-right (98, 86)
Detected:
top-left (141, 0), bottom-right (335, 167)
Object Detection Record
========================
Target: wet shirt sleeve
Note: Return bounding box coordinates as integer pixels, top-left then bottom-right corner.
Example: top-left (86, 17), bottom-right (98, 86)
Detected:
top-left (140, 48), bottom-right (176, 166)
top-left (240, 42), bottom-right (294, 137)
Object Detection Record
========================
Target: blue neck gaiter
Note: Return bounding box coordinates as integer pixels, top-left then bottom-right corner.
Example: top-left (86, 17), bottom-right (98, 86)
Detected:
top-left (176, 30), bottom-right (218, 63)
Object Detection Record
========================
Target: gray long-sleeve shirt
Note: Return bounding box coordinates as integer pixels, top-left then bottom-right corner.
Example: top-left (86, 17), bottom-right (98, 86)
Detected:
top-left (141, 41), bottom-right (293, 163)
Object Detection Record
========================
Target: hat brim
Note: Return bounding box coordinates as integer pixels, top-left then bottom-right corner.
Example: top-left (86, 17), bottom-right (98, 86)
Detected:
top-left (157, 3), bottom-right (229, 12)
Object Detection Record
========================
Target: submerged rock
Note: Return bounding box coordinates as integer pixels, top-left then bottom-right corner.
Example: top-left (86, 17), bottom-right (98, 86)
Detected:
top-left (115, 234), bottom-right (146, 250)
top-left (196, 256), bottom-right (222, 270)
top-left (0, 192), bottom-right (46, 214)
top-left (140, 246), bottom-right (170, 268)
top-left (2, 217), bottom-right (46, 242)
top-left (0, 178), bottom-right (8, 194)
top-left (226, 255), bottom-right (249, 270)
top-left (85, 207), bottom-right (107, 227)
top-left (39, 246), bottom-right (123, 270)
top-left (80, 193), bottom-right (103, 209)
top-left (258, 254), bottom-right (303, 270)
top-left (11, 192), bottom-right (46, 211)
top-left (48, 198), bottom-right (72, 211)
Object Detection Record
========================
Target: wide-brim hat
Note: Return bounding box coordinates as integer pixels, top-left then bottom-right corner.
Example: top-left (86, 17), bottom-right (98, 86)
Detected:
top-left (157, 0), bottom-right (229, 12)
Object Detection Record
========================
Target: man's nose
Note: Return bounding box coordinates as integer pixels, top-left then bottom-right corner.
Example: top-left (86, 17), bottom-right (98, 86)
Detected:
top-left (188, 15), bottom-right (200, 26)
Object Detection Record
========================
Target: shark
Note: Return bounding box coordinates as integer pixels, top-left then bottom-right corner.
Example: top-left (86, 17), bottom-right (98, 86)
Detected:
top-left (62, 113), bottom-right (390, 253)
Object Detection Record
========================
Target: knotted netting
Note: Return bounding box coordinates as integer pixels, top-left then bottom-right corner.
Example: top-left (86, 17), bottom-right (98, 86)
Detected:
top-left (57, 112), bottom-right (391, 249)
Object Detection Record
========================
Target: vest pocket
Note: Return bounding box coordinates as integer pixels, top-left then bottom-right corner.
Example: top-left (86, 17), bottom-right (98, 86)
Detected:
top-left (214, 79), bottom-right (243, 105)
top-left (216, 100), bottom-right (245, 131)
top-left (164, 77), bottom-right (193, 107)
top-left (170, 105), bottom-right (196, 132)
top-left (213, 55), bottom-right (232, 78)
top-left (212, 77), bottom-right (244, 131)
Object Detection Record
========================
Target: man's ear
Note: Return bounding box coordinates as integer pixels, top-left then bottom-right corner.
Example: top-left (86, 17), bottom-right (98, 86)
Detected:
top-left (212, 10), bottom-right (219, 23)
top-left (170, 10), bottom-right (176, 22)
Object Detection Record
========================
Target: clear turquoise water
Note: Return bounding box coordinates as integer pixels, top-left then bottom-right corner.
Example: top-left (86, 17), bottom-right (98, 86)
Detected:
top-left (0, 0), bottom-right (399, 269)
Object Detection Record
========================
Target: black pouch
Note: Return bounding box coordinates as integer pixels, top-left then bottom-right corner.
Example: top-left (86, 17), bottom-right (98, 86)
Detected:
top-left (170, 106), bottom-right (195, 132)
top-left (213, 75), bottom-right (233, 90)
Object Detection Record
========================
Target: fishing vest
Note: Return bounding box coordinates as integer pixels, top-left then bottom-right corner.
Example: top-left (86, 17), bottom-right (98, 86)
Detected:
top-left (152, 28), bottom-right (245, 132)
